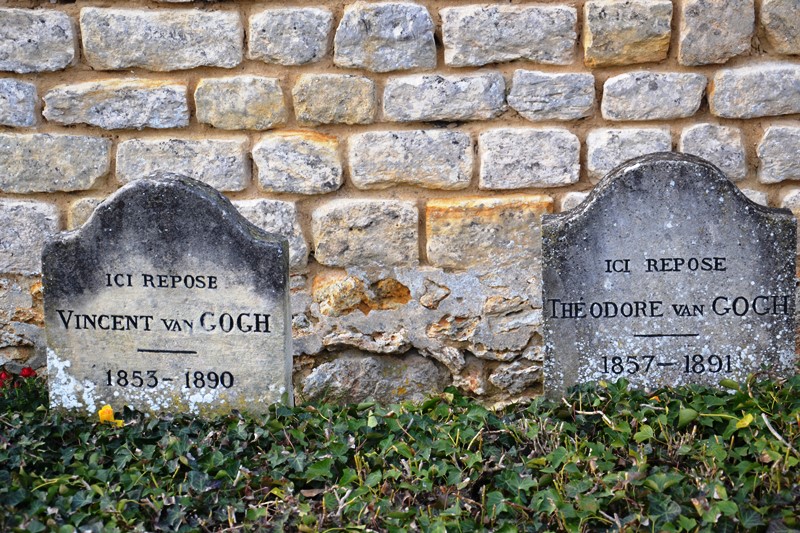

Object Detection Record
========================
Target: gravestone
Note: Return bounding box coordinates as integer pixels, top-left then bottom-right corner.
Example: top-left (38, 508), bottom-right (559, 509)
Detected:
top-left (43, 175), bottom-right (292, 414)
top-left (543, 153), bottom-right (796, 397)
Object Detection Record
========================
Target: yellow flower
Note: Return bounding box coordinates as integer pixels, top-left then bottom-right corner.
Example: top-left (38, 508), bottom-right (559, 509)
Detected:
top-left (98, 404), bottom-right (123, 427)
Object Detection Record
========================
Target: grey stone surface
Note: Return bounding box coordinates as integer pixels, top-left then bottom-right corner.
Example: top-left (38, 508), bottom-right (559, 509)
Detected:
top-left (0, 200), bottom-right (59, 275)
top-left (234, 200), bottom-right (308, 271)
top-left (312, 200), bottom-right (419, 268)
top-left (479, 128), bottom-right (580, 189)
top-left (0, 79), bottom-right (36, 127)
top-left (741, 189), bottom-right (768, 206)
top-left (761, 0), bottom-right (800, 55)
top-left (757, 126), bottom-right (800, 184)
top-left (117, 138), bottom-right (249, 192)
top-left (601, 72), bottom-right (706, 121)
top-left (0, 134), bottom-right (111, 193)
top-left (508, 70), bottom-right (594, 122)
top-left (248, 7), bottom-right (332, 65)
top-left (678, 0), bottom-right (754, 65)
top-left (583, 0), bottom-right (673, 68)
top-left (253, 132), bottom-right (342, 195)
top-left (349, 130), bottom-right (472, 190)
top-left (80, 8), bottom-right (243, 71)
top-left (69, 198), bottom-right (104, 229)
top-left (43, 80), bottom-right (189, 130)
top-left (0, 9), bottom-right (76, 73)
top-left (679, 124), bottom-right (746, 181)
top-left (426, 196), bottom-right (552, 271)
top-left (488, 360), bottom-right (542, 394)
top-left (543, 153), bottom-right (796, 396)
top-left (293, 74), bottom-right (376, 126)
top-left (710, 63), bottom-right (800, 118)
top-left (43, 175), bottom-right (291, 414)
top-left (383, 73), bottom-right (506, 122)
top-left (195, 76), bottom-right (286, 131)
top-left (333, 2), bottom-right (435, 73)
top-left (586, 128), bottom-right (672, 181)
top-left (302, 352), bottom-right (450, 403)
top-left (561, 192), bottom-right (589, 212)
top-left (441, 5), bottom-right (576, 67)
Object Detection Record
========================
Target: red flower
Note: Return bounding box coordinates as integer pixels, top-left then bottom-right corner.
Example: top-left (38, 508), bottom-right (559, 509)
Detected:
top-left (20, 367), bottom-right (36, 378)
top-left (0, 371), bottom-right (9, 381)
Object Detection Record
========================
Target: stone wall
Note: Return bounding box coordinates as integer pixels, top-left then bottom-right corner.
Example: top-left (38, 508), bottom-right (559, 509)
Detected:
top-left (0, 0), bottom-right (798, 406)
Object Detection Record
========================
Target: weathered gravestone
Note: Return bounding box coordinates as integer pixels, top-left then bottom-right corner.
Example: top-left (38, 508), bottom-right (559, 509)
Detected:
top-left (543, 153), bottom-right (796, 397)
top-left (43, 175), bottom-right (292, 414)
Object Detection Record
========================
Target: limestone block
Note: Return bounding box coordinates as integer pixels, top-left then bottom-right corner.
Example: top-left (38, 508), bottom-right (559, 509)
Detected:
top-left (68, 198), bottom-right (104, 229)
top-left (0, 79), bottom-right (36, 127)
top-left (383, 73), bottom-right (506, 122)
top-left (741, 189), bottom-right (768, 206)
top-left (479, 128), bottom-right (580, 189)
top-left (302, 353), bottom-right (450, 403)
top-left (248, 8), bottom-right (332, 65)
top-left (117, 138), bottom-right (249, 192)
top-left (313, 200), bottom-right (419, 268)
top-left (43, 80), bottom-right (189, 130)
top-left (293, 74), bottom-right (375, 126)
top-left (195, 76), bottom-right (286, 131)
top-left (488, 360), bottom-right (543, 394)
top-left (757, 126), bottom-right (800, 184)
top-left (601, 72), bottom-right (706, 121)
top-left (234, 199), bottom-right (309, 270)
top-left (333, 2), bottom-right (435, 72)
top-left (761, 0), bottom-right (800, 55)
top-left (508, 70), bottom-right (594, 121)
top-left (349, 130), bottom-right (472, 190)
top-left (678, 0), bottom-right (754, 65)
top-left (0, 134), bottom-right (111, 193)
top-left (0, 200), bottom-right (59, 275)
top-left (0, 9), bottom-right (76, 73)
top-left (710, 63), bottom-right (800, 118)
top-left (80, 7), bottom-right (243, 71)
top-left (586, 128), bottom-right (672, 181)
top-left (426, 195), bottom-right (553, 270)
top-left (679, 124), bottom-right (746, 181)
top-left (583, 0), bottom-right (672, 68)
top-left (441, 5), bottom-right (576, 67)
top-left (561, 192), bottom-right (589, 212)
top-left (253, 132), bottom-right (343, 195)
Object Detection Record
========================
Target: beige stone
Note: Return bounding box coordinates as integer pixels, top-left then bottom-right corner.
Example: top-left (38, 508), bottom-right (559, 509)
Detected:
top-left (0, 9), bottom-right (76, 73)
top-left (69, 198), bottom-right (104, 229)
top-left (426, 196), bottom-right (553, 270)
top-left (760, 0), bottom-right (800, 55)
top-left (0, 200), bottom-right (60, 275)
top-left (678, 0), bottom-right (754, 65)
top-left (253, 132), bottom-right (343, 195)
top-left (292, 74), bottom-right (375, 126)
top-left (583, 0), bottom-right (672, 68)
top-left (195, 76), bottom-right (286, 131)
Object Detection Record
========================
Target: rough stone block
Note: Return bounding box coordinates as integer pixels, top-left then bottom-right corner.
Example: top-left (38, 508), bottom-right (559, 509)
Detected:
top-left (710, 63), bottom-right (800, 118)
top-left (583, 0), bottom-right (672, 68)
top-left (68, 198), bottom-right (104, 229)
top-left (333, 2), bottom-right (435, 72)
top-left (488, 360), bottom-right (542, 394)
top-left (0, 9), bottom-right (76, 73)
top-left (757, 126), bottom-right (800, 184)
top-left (195, 76), bottom-right (286, 131)
top-left (741, 189), bottom-right (768, 206)
top-left (561, 192), bottom-right (589, 211)
top-left (349, 130), bottom-right (472, 190)
top-left (761, 0), bottom-right (800, 55)
top-left (248, 7), bottom-right (332, 65)
top-left (117, 138), bottom-right (249, 192)
top-left (508, 70), bottom-right (594, 121)
top-left (479, 128), bottom-right (580, 189)
top-left (234, 200), bottom-right (309, 270)
top-left (0, 79), bottom-right (36, 127)
top-left (43, 80), bottom-right (189, 130)
top-left (678, 0), bottom-right (753, 65)
top-left (312, 200), bottom-right (419, 268)
top-left (441, 5), bottom-right (577, 67)
top-left (383, 73), bottom-right (506, 122)
top-left (679, 124), bottom-right (746, 181)
top-left (601, 72), bottom-right (706, 121)
top-left (0, 134), bottom-right (111, 193)
top-left (0, 200), bottom-right (59, 275)
top-left (293, 74), bottom-right (375, 126)
top-left (586, 128), bottom-right (672, 181)
top-left (253, 132), bottom-right (342, 195)
top-left (80, 7), bottom-right (243, 71)
top-left (426, 196), bottom-right (553, 270)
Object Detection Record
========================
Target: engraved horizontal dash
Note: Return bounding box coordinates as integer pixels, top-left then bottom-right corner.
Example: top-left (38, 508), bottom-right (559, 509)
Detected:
top-left (137, 348), bottom-right (198, 355)
top-left (633, 333), bottom-right (700, 338)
